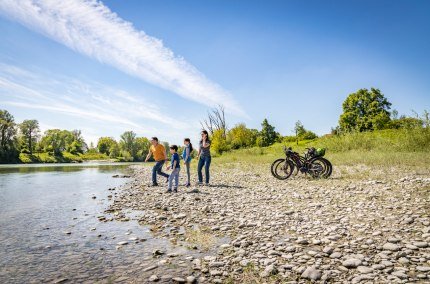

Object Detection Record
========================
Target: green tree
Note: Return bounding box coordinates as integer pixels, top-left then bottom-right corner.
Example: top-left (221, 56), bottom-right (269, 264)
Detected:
top-left (389, 116), bottom-right (423, 129)
top-left (39, 129), bottom-right (66, 155)
top-left (339, 88), bottom-right (392, 132)
top-left (212, 129), bottom-right (229, 154)
top-left (135, 137), bottom-right (150, 160)
top-left (259, 118), bottom-right (279, 147)
top-left (19, 120), bottom-right (40, 154)
top-left (119, 131), bottom-right (137, 159)
top-left (294, 120), bottom-right (318, 143)
top-left (0, 110), bottom-right (18, 162)
top-left (109, 143), bottom-right (120, 158)
top-left (227, 123), bottom-right (258, 149)
top-left (97, 137), bottom-right (117, 155)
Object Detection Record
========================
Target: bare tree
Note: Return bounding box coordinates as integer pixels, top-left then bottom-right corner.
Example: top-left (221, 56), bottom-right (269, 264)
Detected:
top-left (200, 105), bottom-right (227, 137)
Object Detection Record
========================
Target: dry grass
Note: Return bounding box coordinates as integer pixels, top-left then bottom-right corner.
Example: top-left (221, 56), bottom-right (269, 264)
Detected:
top-left (224, 263), bottom-right (285, 284)
top-left (185, 227), bottom-right (216, 251)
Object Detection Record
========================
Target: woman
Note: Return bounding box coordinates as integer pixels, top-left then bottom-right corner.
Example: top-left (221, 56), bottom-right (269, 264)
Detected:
top-left (197, 130), bottom-right (211, 185)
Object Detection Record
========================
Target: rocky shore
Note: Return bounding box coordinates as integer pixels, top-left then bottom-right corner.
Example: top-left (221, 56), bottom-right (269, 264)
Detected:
top-left (107, 163), bottom-right (430, 283)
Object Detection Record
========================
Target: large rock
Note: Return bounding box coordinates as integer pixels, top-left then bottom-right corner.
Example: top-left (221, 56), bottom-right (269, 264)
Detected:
top-left (301, 266), bottom-right (322, 281)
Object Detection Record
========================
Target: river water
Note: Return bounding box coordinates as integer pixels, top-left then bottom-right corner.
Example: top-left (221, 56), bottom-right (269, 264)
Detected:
top-left (0, 163), bottom-right (187, 283)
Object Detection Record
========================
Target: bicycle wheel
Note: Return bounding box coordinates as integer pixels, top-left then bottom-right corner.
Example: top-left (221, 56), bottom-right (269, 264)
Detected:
top-left (320, 157), bottom-right (333, 178)
top-left (273, 159), bottom-right (294, 180)
top-left (308, 158), bottom-right (325, 179)
top-left (271, 158), bottom-right (285, 178)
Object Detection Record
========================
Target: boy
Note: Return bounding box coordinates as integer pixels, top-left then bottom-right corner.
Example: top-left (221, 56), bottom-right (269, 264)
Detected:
top-left (166, 145), bottom-right (180, 193)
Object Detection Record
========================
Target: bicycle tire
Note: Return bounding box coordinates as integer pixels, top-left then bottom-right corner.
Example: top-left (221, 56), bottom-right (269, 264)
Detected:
top-left (271, 159), bottom-right (294, 180)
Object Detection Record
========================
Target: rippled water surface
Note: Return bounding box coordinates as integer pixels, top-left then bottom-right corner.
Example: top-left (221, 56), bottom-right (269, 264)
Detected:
top-left (0, 163), bottom-right (180, 283)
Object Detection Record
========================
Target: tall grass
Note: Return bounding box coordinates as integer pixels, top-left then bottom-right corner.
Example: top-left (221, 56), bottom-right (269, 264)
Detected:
top-left (213, 128), bottom-right (430, 167)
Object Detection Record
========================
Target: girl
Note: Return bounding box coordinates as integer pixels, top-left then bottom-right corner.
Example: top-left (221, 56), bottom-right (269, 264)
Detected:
top-left (182, 138), bottom-right (193, 187)
top-left (197, 130), bottom-right (211, 185)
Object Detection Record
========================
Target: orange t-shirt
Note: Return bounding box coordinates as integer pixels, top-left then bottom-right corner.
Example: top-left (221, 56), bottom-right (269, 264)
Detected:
top-left (150, 144), bottom-right (166, 161)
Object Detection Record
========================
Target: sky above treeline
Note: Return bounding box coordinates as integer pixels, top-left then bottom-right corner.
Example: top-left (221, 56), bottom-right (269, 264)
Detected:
top-left (0, 0), bottom-right (429, 144)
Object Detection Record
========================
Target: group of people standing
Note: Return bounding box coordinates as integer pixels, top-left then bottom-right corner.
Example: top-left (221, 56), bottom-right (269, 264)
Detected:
top-left (144, 130), bottom-right (212, 192)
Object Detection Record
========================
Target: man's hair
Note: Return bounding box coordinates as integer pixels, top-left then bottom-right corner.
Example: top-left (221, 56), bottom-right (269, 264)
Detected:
top-left (151, 137), bottom-right (158, 142)
top-left (170, 145), bottom-right (178, 151)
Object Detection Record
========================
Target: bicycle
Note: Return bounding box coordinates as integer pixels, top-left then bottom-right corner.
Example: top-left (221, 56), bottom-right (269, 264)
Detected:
top-left (271, 147), bottom-right (332, 180)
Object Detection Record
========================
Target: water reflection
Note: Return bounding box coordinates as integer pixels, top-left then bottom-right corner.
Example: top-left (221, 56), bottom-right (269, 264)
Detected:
top-left (0, 163), bottom-right (184, 283)
top-left (0, 162), bottom-right (142, 174)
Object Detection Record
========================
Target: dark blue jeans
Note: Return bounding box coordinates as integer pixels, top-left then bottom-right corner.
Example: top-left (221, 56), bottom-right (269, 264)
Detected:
top-left (152, 160), bottom-right (169, 184)
top-left (197, 155), bottom-right (211, 184)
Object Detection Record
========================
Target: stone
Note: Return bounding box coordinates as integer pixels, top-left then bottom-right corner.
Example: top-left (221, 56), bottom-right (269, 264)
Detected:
top-left (175, 213), bottom-right (187, 219)
top-left (186, 276), bottom-right (196, 283)
top-left (391, 270), bottom-right (408, 279)
top-left (117, 241), bottom-right (128, 245)
top-left (342, 258), bottom-right (362, 268)
top-left (301, 266), bottom-right (322, 281)
top-left (416, 266), bottom-right (430, 272)
top-left (323, 246), bottom-right (333, 254)
top-left (209, 270), bottom-right (222, 276)
top-left (413, 241), bottom-right (428, 248)
top-left (330, 252), bottom-right (342, 259)
top-left (296, 239), bottom-right (309, 245)
top-left (357, 266), bottom-right (373, 274)
top-left (143, 265), bottom-right (158, 272)
top-left (153, 249), bottom-right (164, 256)
top-left (172, 277), bottom-right (186, 283)
top-left (149, 275), bottom-right (159, 282)
top-left (383, 242), bottom-right (400, 251)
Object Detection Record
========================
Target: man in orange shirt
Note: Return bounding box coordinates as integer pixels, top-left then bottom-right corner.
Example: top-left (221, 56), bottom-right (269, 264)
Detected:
top-left (145, 137), bottom-right (169, 186)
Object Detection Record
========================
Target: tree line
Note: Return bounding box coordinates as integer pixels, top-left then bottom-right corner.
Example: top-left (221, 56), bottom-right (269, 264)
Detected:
top-left (0, 110), bottom-right (155, 163)
top-left (1, 87), bottom-right (428, 163)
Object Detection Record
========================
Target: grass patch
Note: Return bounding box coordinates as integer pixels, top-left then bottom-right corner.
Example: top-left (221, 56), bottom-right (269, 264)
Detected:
top-left (213, 128), bottom-right (430, 169)
top-left (18, 151), bottom-right (110, 163)
top-left (225, 263), bottom-right (284, 284)
top-left (185, 227), bottom-right (215, 251)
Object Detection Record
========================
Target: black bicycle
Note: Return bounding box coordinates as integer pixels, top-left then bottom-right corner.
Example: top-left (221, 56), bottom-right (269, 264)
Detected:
top-left (271, 147), bottom-right (332, 180)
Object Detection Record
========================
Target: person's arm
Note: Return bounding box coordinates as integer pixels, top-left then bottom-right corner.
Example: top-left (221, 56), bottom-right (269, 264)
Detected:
top-left (197, 147), bottom-right (201, 159)
top-left (145, 149), bottom-right (152, 162)
top-left (202, 138), bottom-right (210, 148)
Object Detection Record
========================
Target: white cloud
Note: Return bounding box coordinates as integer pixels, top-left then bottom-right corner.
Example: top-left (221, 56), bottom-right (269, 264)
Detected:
top-left (0, 0), bottom-right (245, 116)
top-left (0, 63), bottom-right (198, 144)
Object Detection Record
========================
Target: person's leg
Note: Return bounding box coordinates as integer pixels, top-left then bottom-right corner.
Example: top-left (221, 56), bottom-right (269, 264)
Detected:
top-left (185, 162), bottom-right (190, 185)
top-left (197, 157), bottom-right (204, 183)
top-left (204, 156), bottom-right (212, 184)
top-left (156, 160), bottom-right (169, 180)
top-left (152, 161), bottom-right (162, 184)
top-left (174, 169), bottom-right (179, 190)
top-left (167, 168), bottom-right (173, 192)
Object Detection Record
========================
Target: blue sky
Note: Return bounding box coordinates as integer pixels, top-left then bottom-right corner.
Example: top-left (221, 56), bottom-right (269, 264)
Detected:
top-left (0, 0), bottom-right (429, 144)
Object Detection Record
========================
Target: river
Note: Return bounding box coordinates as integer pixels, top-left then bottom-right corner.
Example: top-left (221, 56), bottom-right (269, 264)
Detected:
top-left (0, 163), bottom-right (180, 283)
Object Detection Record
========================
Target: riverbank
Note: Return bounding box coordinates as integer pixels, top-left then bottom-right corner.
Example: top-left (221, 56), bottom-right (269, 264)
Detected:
top-left (108, 162), bottom-right (430, 283)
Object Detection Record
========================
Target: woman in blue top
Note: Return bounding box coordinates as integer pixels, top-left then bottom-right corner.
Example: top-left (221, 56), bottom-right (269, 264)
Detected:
top-left (197, 130), bottom-right (211, 185)
top-left (182, 138), bottom-right (193, 187)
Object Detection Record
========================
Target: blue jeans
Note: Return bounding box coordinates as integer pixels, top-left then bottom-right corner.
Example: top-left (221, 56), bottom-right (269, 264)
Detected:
top-left (152, 160), bottom-right (169, 184)
top-left (168, 168), bottom-right (180, 190)
top-left (197, 155), bottom-right (211, 184)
